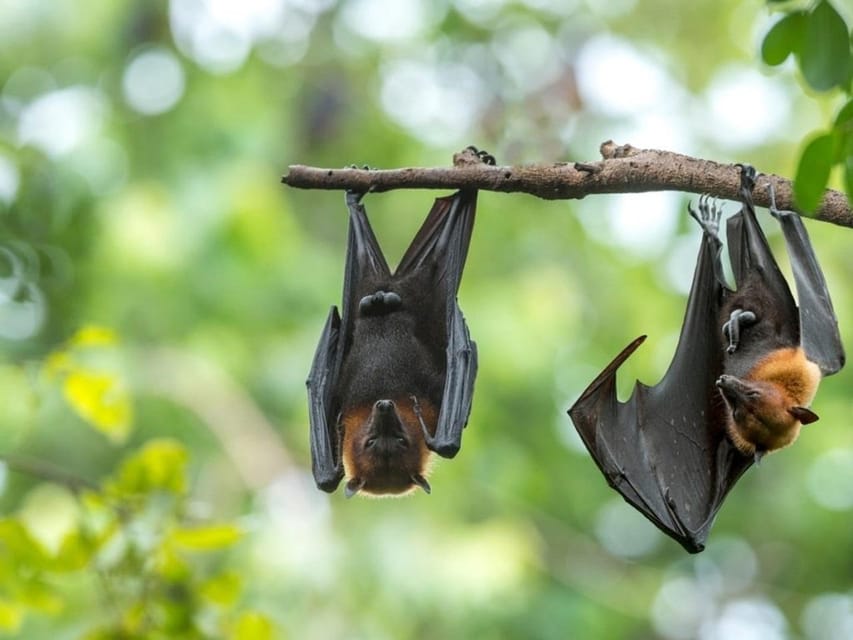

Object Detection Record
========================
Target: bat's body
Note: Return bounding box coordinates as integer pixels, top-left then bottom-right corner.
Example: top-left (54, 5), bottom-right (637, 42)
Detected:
top-left (307, 153), bottom-right (490, 497)
top-left (569, 166), bottom-right (844, 552)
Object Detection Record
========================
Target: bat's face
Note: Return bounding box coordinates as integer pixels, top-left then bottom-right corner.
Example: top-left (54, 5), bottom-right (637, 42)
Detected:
top-left (716, 375), bottom-right (817, 456)
top-left (340, 398), bottom-right (436, 498)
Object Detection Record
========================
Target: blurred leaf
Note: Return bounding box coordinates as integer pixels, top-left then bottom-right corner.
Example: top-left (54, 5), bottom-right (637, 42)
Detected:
top-left (17, 581), bottom-right (63, 615)
top-left (0, 599), bottom-right (23, 633)
top-left (153, 544), bottom-right (190, 580)
top-left (200, 572), bottom-right (243, 606)
top-left (836, 98), bottom-right (853, 129)
top-left (50, 531), bottom-right (93, 571)
top-left (67, 325), bottom-right (118, 349)
top-left (0, 519), bottom-right (50, 568)
top-left (232, 611), bottom-right (276, 640)
top-left (170, 523), bottom-right (243, 551)
top-left (110, 439), bottom-right (188, 496)
top-left (800, 0), bottom-right (851, 91)
top-left (844, 135), bottom-right (853, 199)
top-left (63, 369), bottom-right (132, 442)
top-left (793, 132), bottom-right (838, 212)
top-left (761, 11), bottom-right (806, 66)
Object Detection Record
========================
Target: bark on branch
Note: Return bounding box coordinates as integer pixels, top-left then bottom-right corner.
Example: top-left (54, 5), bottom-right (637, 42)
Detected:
top-left (282, 141), bottom-right (853, 229)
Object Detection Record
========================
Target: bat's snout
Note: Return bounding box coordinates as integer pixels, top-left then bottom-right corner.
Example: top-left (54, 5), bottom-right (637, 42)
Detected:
top-left (716, 375), bottom-right (754, 407)
top-left (375, 399), bottom-right (395, 413)
top-left (367, 400), bottom-right (411, 454)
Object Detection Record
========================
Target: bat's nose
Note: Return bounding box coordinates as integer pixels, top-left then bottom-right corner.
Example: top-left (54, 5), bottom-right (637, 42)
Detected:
top-left (375, 399), bottom-right (395, 413)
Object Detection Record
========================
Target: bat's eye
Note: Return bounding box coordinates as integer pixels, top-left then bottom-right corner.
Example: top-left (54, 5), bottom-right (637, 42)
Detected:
top-left (365, 437), bottom-right (377, 449)
top-left (396, 437), bottom-right (406, 446)
top-left (747, 390), bottom-right (761, 399)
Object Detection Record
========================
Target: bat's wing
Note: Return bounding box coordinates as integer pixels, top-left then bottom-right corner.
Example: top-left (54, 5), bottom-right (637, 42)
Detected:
top-left (725, 175), bottom-right (800, 348)
top-left (306, 191), bottom-right (393, 492)
top-left (396, 190), bottom-right (479, 458)
top-left (769, 198), bottom-right (845, 376)
top-left (569, 215), bottom-right (751, 553)
top-left (306, 306), bottom-right (344, 491)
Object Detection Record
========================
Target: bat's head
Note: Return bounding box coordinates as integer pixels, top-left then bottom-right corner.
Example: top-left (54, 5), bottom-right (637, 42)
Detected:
top-left (716, 374), bottom-right (819, 455)
top-left (340, 398), bottom-right (435, 498)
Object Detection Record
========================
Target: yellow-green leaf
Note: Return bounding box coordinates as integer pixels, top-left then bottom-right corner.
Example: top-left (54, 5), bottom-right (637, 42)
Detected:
top-left (0, 519), bottom-right (50, 568)
top-left (17, 581), bottom-right (64, 615)
top-left (170, 524), bottom-right (243, 551)
top-left (232, 611), bottom-right (275, 640)
top-left (0, 599), bottom-right (23, 633)
top-left (111, 439), bottom-right (188, 496)
top-left (200, 572), bottom-right (243, 606)
top-left (50, 531), bottom-right (93, 571)
top-left (67, 325), bottom-right (118, 349)
top-left (63, 369), bottom-right (132, 442)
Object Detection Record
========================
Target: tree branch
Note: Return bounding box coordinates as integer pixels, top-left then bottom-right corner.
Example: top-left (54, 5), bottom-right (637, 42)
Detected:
top-left (0, 453), bottom-right (99, 493)
top-left (282, 141), bottom-right (853, 229)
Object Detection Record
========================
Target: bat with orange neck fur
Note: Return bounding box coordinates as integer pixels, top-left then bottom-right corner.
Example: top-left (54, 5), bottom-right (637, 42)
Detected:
top-left (569, 166), bottom-right (844, 553)
top-left (306, 149), bottom-right (492, 497)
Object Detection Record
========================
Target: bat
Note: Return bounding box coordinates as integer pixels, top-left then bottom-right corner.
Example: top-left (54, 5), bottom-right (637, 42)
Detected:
top-left (307, 150), bottom-right (493, 497)
top-left (568, 165), bottom-right (844, 553)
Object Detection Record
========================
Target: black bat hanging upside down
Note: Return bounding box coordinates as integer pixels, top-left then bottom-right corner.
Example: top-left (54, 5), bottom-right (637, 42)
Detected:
top-left (569, 165), bottom-right (844, 552)
top-left (307, 149), bottom-right (494, 498)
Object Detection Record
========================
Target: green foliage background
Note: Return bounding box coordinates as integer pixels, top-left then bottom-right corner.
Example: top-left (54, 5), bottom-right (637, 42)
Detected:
top-left (0, 0), bottom-right (851, 638)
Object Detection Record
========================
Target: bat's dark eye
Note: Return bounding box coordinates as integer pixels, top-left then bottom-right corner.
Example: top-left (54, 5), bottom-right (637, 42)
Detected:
top-left (396, 437), bottom-right (406, 445)
top-left (365, 437), bottom-right (376, 449)
top-left (747, 390), bottom-right (761, 399)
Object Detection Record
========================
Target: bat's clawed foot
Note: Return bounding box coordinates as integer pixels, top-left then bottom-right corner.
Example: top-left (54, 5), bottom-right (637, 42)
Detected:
top-left (735, 163), bottom-right (758, 203)
top-left (466, 145), bottom-right (497, 166)
top-left (688, 194), bottom-right (723, 238)
top-left (344, 165), bottom-right (373, 201)
top-left (455, 145), bottom-right (497, 167)
top-left (358, 290), bottom-right (402, 316)
top-left (722, 309), bottom-right (757, 354)
top-left (765, 183), bottom-right (793, 221)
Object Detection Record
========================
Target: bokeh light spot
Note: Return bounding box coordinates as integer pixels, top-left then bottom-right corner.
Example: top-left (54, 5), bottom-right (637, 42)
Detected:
top-left (594, 498), bottom-right (662, 558)
top-left (17, 86), bottom-right (106, 157)
top-left (122, 46), bottom-right (186, 115)
top-left (801, 592), bottom-right (853, 640)
top-left (0, 154), bottom-right (20, 204)
top-left (807, 448), bottom-right (853, 510)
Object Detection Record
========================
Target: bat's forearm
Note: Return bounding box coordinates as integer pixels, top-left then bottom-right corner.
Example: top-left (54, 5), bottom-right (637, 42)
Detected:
top-left (282, 141), bottom-right (853, 229)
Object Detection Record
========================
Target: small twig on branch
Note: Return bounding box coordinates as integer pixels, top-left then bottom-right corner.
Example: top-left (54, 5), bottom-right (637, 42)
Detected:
top-left (0, 453), bottom-right (99, 493)
top-left (282, 141), bottom-right (853, 229)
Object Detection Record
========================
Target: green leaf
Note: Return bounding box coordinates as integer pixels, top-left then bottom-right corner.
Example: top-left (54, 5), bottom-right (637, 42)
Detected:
top-left (761, 12), bottom-right (806, 66)
top-left (836, 98), bottom-right (853, 130)
top-left (170, 523), bottom-right (243, 551)
top-left (63, 369), bottom-right (132, 443)
top-left (232, 611), bottom-right (276, 640)
top-left (200, 572), bottom-right (243, 606)
top-left (17, 581), bottom-right (64, 615)
top-left (800, 0), bottom-right (852, 91)
top-left (843, 134), bottom-right (853, 200)
top-left (0, 519), bottom-right (50, 569)
top-left (50, 531), bottom-right (93, 571)
top-left (111, 439), bottom-right (188, 496)
top-left (794, 132), bottom-right (838, 212)
top-left (0, 599), bottom-right (23, 633)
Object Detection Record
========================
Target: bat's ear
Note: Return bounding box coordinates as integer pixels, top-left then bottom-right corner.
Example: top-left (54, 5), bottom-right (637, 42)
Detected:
top-left (345, 477), bottom-right (365, 498)
top-left (410, 474), bottom-right (431, 495)
top-left (790, 406), bottom-right (819, 425)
